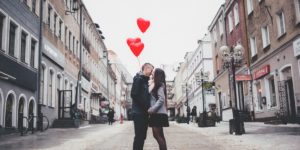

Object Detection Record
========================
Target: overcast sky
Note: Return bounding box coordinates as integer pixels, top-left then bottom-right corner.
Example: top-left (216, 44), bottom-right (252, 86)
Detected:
top-left (83, 0), bottom-right (224, 77)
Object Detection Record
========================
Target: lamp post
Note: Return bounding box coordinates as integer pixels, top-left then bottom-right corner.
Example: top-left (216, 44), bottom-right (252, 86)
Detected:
top-left (219, 44), bottom-right (245, 135)
top-left (182, 83), bottom-right (191, 124)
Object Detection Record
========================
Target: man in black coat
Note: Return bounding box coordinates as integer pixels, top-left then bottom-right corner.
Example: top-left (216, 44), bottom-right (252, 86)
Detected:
top-left (131, 63), bottom-right (154, 150)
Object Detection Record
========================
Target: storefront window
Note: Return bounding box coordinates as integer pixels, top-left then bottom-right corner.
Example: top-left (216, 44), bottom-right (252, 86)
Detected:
top-left (256, 81), bottom-right (263, 110)
top-left (268, 76), bottom-right (277, 107)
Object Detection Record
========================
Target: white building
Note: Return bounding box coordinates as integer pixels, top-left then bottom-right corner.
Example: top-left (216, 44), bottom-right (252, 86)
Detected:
top-left (186, 34), bottom-right (214, 115)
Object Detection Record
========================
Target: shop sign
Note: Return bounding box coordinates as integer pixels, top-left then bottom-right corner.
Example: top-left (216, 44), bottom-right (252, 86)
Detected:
top-left (236, 75), bottom-right (252, 81)
top-left (254, 65), bottom-right (270, 80)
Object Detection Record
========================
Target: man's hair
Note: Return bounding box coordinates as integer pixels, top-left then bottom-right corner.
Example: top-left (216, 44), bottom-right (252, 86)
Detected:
top-left (142, 63), bottom-right (154, 71)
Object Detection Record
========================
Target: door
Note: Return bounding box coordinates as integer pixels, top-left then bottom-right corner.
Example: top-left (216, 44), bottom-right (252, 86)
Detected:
top-left (237, 82), bottom-right (245, 110)
top-left (286, 79), bottom-right (296, 122)
top-left (5, 95), bottom-right (13, 128)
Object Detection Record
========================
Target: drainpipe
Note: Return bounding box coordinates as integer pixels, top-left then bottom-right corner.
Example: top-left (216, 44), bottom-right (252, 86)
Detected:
top-left (37, 0), bottom-right (44, 131)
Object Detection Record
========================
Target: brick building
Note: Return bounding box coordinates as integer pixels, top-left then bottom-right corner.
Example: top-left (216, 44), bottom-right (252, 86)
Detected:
top-left (246, 0), bottom-right (300, 122)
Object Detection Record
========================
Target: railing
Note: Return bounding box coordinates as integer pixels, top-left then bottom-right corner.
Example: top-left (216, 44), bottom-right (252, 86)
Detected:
top-left (20, 114), bottom-right (49, 136)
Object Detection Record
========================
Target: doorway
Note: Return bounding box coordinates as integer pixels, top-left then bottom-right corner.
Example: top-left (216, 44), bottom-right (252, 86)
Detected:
top-left (5, 94), bottom-right (14, 128)
top-left (17, 97), bottom-right (25, 130)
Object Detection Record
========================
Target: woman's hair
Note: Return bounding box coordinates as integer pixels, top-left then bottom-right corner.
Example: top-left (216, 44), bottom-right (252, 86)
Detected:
top-left (152, 68), bottom-right (167, 107)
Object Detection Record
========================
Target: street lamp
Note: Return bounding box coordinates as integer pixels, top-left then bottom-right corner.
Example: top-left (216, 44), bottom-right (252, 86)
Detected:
top-left (182, 83), bottom-right (191, 124)
top-left (195, 70), bottom-right (209, 127)
top-left (219, 43), bottom-right (245, 135)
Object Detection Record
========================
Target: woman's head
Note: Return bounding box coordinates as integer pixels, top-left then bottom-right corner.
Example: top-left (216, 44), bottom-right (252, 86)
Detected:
top-left (152, 68), bottom-right (166, 85)
top-left (151, 68), bottom-right (167, 106)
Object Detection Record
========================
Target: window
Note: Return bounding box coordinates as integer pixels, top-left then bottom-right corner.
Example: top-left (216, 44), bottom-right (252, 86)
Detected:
top-left (59, 20), bottom-right (62, 39)
top-left (216, 55), bottom-right (221, 72)
top-left (228, 11), bottom-right (233, 32)
top-left (268, 76), bottom-right (277, 107)
top-left (73, 36), bottom-right (75, 54)
top-left (30, 39), bottom-right (37, 68)
top-left (234, 3), bottom-right (239, 26)
top-left (20, 31), bottom-right (28, 63)
top-left (0, 13), bottom-right (5, 51)
top-left (47, 5), bottom-right (52, 28)
top-left (32, 0), bottom-right (36, 14)
top-left (40, 66), bottom-right (45, 104)
top-left (54, 13), bottom-right (57, 36)
top-left (49, 70), bottom-right (54, 106)
top-left (261, 26), bottom-right (270, 48)
top-left (213, 27), bottom-right (217, 42)
top-left (76, 40), bottom-right (79, 57)
top-left (65, 26), bottom-right (68, 46)
top-left (8, 21), bottom-right (17, 57)
top-left (250, 37), bottom-right (257, 57)
top-left (69, 31), bottom-right (71, 51)
top-left (276, 12), bottom-right (286, 37)
top-left (247, 0), bottom-right (254, 15)
top-left (218, 18), bottom-right (223, 36)
top-left (294, 0), bottom-right (300, 23)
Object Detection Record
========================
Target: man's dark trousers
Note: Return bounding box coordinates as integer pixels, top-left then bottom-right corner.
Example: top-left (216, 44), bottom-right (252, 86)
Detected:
top-left (133, 114), bottom-right (148, 150)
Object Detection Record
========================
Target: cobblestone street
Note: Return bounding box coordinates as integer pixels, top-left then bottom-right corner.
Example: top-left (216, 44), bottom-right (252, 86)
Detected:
top-left (1, 121), bottom-right (299, 150)
top-left (0, 122), bottom-right (221, 150)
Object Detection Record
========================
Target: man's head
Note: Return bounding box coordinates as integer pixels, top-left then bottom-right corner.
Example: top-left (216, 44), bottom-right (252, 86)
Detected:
top-left (141, 63), bottom-right (154, 77)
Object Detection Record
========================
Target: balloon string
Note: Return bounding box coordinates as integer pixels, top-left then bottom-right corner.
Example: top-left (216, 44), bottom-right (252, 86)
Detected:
top-left (137, 57), bottom-right (141, 69)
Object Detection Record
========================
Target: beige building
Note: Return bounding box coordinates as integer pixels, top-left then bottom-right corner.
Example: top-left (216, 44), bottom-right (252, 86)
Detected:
top-left (39, 0), bottom-right (109, 125)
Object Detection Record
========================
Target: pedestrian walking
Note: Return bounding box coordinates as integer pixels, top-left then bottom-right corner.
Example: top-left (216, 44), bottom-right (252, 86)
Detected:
top-left (191, 106), bottom-right (197, 123)
top-left (107, 108), bottom-right (115, 125)
top-left (186, 106), bottom-right (191, 124)
top-left (148, 68), bottom-right (169, 150)
top-left (131, 63), bottom-right (154, 150)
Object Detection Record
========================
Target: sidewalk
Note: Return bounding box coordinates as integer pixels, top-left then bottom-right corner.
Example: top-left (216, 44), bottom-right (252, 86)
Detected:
top-left (175, 121), bottom-right (300, 150)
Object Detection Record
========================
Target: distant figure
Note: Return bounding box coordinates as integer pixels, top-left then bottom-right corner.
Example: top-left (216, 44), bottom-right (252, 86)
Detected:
top-left (107, 108), bottom-right (115, 125)
top-left (186, 106), bottom-right (191, 124)
top-left (191, 106), bottom-right (197, 123)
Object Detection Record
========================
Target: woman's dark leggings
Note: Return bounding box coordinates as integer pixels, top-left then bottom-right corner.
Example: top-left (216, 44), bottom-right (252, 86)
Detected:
top-left (152, 127), bottom-right (167, 150)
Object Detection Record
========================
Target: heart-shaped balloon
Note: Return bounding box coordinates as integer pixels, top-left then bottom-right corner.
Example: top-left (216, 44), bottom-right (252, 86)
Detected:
top-left (126, 37), bottom-right (141, 47)
top-left (129, 42), bottom-right (144, 57)
top-left (137, 18), bottom-right (150, 33)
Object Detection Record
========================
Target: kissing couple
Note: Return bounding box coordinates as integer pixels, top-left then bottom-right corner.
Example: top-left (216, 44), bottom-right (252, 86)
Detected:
top-left (131, 63), bottom-right (169, 150)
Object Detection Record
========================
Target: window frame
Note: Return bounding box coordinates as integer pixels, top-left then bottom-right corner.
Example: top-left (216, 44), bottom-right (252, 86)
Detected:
top-left (261, 25), bottom-right (270, 48)
top-left (247, 0), bottom-right (254, 15)
top-left (234, 3), bottom-right (240, 26)
top-left (8, 18), bottom-right (19, 59)
top-left (228, 11), bottom-right (233, 32)
top-left (250, 36), bottom-right (257, 57)
top-left (20, 29), bottom-right (29, 64)
top-left (30, 36), bottom-right (38, 68)
top-left (276, 11), bottom-right (286, 38)
top-left (0, 9), bottom-right (8, 52)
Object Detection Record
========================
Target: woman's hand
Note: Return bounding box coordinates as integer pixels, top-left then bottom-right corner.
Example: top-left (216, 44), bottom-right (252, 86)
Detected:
top-left (148, 108), bottom-right (154, 114)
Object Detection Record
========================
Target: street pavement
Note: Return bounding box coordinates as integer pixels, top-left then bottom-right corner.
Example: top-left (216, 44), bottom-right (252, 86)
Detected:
top-left (0, 121), bottom-right (299, 150)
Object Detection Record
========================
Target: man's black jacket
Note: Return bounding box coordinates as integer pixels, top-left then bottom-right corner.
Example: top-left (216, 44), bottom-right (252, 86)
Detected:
top-left (131, 72), bottom-right (151, 115)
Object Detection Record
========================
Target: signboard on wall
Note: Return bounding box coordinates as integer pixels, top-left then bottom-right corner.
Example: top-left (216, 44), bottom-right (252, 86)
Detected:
top-left (253, 65), bottom-right (270, 80)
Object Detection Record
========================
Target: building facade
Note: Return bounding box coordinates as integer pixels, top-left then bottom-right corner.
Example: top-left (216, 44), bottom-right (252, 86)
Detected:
top-left (186, 34), bottom-right (215, 116)
top-left (246, 0), bottom-right (300, 122)
top-left (0, 0), bottom-right (40, 130)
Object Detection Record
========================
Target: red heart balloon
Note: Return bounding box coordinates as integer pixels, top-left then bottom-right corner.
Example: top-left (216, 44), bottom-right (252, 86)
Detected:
top-left (129, 42), bottom-right (144, 57)
top-left (137, 18), bottom-right (150, 33)
top-left (126, 37), bottom-right (141, 47)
